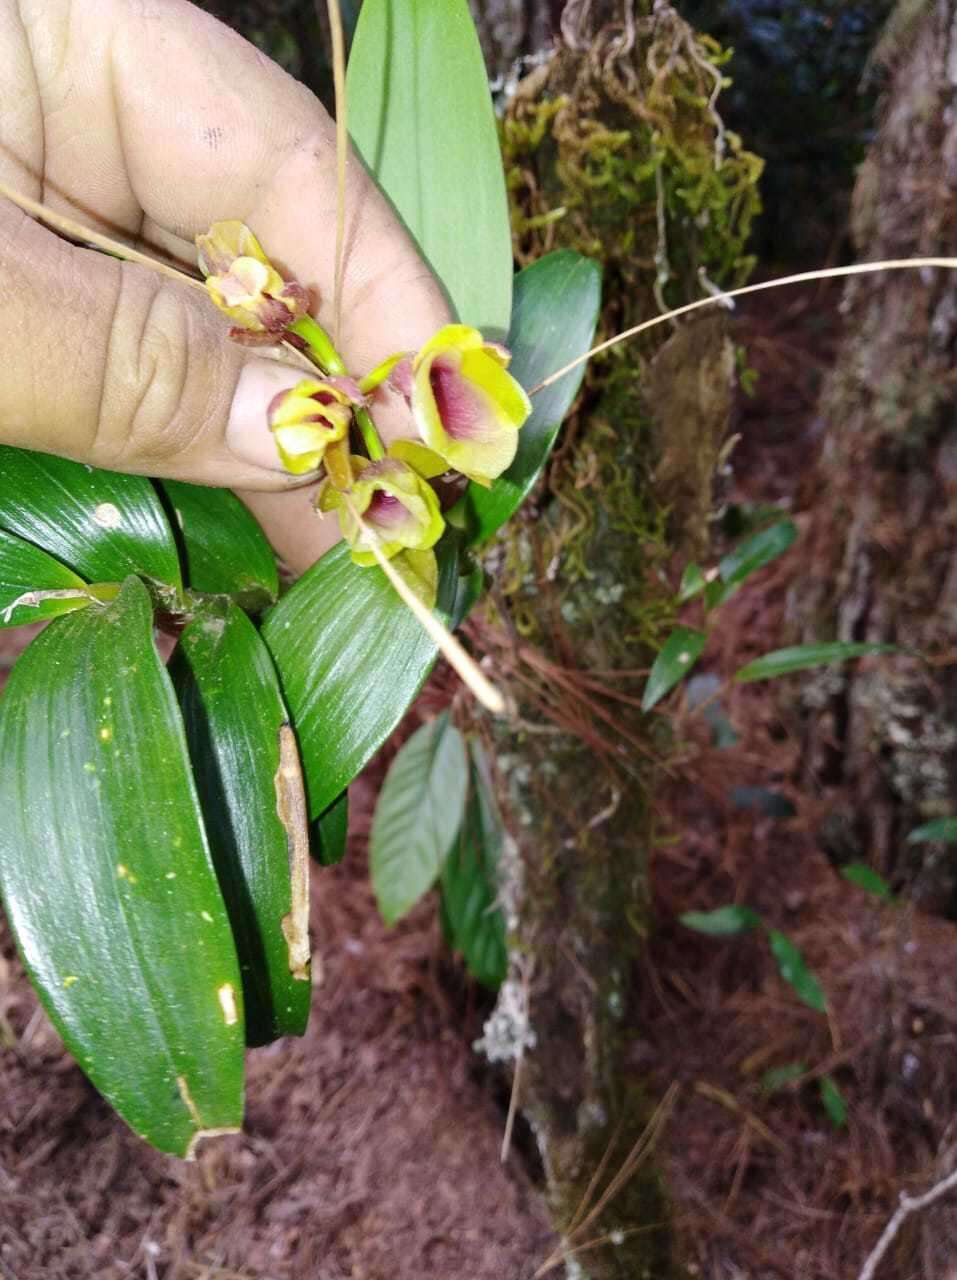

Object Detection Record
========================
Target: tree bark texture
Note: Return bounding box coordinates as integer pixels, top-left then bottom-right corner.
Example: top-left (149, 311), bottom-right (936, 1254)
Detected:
top-left (798, 0), bottom-right (957, 910)
top-left (472, 4), bottom-right (759, 1274)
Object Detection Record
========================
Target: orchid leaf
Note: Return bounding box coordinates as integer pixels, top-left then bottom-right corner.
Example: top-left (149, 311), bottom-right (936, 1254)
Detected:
top-left (370, 713), bottom-right (469, 926)
top-left (462, 251), bottom-right (602, 545)
top-left (171, 604), bottom-right (311, 1047)
top-left (0, 447), bottom-right (181, 593)
top-left (314, 790), bottom-right (349, 867)
top-left (262, 540), bottom-right (466, 818)
top-left (347, 0), bottom-right (512, 333)
top-left (0, 528), bottom-right (93, 628)
top-left (0, 578), bottom-right (244, 1156)
top-left (159, 481), bottom-right (278, 609)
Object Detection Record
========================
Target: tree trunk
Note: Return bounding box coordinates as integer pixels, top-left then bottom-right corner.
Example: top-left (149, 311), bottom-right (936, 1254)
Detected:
top-left (799, 0), bottom-right (957, 911)
top-left (473, 4), bottom-right (760, 1274)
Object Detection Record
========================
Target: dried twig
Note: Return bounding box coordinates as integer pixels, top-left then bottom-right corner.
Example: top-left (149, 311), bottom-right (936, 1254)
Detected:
top-left (857, 1162), bottom-right (957, 1280)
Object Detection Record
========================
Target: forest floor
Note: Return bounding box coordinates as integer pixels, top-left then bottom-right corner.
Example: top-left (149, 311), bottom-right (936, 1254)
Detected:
top-left (3, 287), bottom-right (957, 1280)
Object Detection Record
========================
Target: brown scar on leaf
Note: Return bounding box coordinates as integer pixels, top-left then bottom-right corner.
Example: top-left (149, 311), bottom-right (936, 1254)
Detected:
top-left (176, 1075), bottom-right (241, 1160)
top-left (274, 724), bottom-right (311, 981)
top-left (1, 588), bottom-right (93, 624)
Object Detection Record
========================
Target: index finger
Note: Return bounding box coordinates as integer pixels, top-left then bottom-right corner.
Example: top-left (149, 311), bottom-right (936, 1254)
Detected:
top-left (8, 0), bottom-right (449, 372)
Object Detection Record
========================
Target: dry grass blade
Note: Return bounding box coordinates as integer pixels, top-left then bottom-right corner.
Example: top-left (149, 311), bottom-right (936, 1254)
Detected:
top-left (0, 179), bottom-right (204, 289)
top-left (532, 258), bottom-right (957, 394)
top-left (533, 1083), bottom-right (679, 1278)
top-left (324, 0), bottom-right (348, 345)
top-left (340, 496), bottom-right (507, 715)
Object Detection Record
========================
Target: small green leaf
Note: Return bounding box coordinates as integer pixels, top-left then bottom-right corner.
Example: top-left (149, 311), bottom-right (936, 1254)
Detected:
top-left (370, 714), bottom-right (469, 925)
top-left (440, 742), bottom-right (508, 988)
top-left (0, 447), bottom-right (181, 592)
top-left (907, 817), bottom-right (957, 844)
top-left (0, 578), bottom-right (244, 1156)
top-left (642, 626), bottom-right (708, 712)
top-left (0, 528), bottom-right (93, 628)
top-left (818, 1075), bottom-right (847, 1128)
top-left (314, 790), bottom-right (349, 867)
top-left (767, 929), bottom-right (826, 1013)
top-left (719, 519), bottom-right (797, 589)
top-left (347, 0), bottom-right (511, 333)
top-left (678, 563), bottom-right (707, 603)
top-left (462, 252), bottom-right (603, 545)
top-left (171, 604), bottom-right (311, 1047)
top-left (262, 541), bottom-right (462, 818)
top-left (158, 481), bottom-right (278, 609)
top-left (841, 863), bottom-right (894, 901)
top-left (679, 905), bottom-right (761, 936)
top-left (734, 642), bottom-right (897, 683)
top-left (760, 1061), bottom-right (807, 1094)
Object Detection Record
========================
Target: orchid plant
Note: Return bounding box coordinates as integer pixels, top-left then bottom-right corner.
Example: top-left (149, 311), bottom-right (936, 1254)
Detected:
top-left (0, 0), bottom-right (951, 1161)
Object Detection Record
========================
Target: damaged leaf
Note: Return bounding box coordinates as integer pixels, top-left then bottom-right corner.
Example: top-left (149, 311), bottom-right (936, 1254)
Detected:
top-left (172, 603), bottom-right (311, 1046)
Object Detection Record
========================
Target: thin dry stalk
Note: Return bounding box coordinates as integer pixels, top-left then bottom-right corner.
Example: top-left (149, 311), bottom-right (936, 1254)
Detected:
top-left (857, 1161), bottom-right (957, 1280)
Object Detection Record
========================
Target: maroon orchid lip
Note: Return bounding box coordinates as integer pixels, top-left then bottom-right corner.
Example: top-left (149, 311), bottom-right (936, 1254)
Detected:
top-left (429, 357), bottom-right (484, 440)
top-left (367, 491), bottom-right (407, 530)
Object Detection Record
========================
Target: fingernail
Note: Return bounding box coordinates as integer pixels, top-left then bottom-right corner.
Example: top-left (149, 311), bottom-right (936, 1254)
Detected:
top-left (227, 358), bottom-right (308, 472)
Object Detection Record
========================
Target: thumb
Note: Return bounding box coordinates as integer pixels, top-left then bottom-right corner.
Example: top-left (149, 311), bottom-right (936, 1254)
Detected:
top-left (0, 200), bottom-right (306, 488)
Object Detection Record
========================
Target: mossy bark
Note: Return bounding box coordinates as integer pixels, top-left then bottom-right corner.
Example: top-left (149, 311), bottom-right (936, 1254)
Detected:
top-left (473, 5), bottom-right (759, 1274)
top-left (798, 0), bottom-right (957, 910)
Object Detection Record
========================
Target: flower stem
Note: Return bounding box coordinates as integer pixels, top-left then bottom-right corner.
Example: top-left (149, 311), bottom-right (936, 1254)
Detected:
top-left (289, 316), bottom-right (387, 461)
top-left (289, 315), bottom-right (346, 375)
top-left (356, 407), bottom-right (385, 461)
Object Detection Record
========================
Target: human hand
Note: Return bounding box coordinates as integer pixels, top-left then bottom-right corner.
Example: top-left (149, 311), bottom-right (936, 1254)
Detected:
top-left (0, 0), bottom-right (450, 572)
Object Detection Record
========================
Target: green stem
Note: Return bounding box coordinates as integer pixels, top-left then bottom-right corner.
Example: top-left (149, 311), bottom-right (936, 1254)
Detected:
top-left (356, 408), bottom-right (385, 461)
top-left (289, 315), bottom-right (346, 375)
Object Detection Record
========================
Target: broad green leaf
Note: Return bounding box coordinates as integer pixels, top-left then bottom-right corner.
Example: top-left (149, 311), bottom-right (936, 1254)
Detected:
top-left (370, 714), bottom-right (469, 925)
top-left (0, 578), bottom-right (243, 1156)
top-left (678, 563), bottom-right (707, 603)
top-left (0, 528), bottom-right (93, 628)
top-left (719, 519), bottom-right (797, 589)
top-left (462, 252), bottom-right (602, 545)
top-left (0, 447), bottom-right (181, 593)
top-left (734, 642), bottom-right (896, 683)
top-left (679, 905), bottom-right (761, 936)
top-left (347, 0), bottom-right (512, 333)
top-left (767, 929), bottom-right (826, 1013)
top-left (907, 817), bottom-right (957, 844)
top-left (314, 790), bottom-right (349, 867)
top-left (159, 481), bottom-right (278, 609)
top-left (262, 541), bottom-right (465, 817)
top-left (840, 863), bottom-right (894, 901)
top-left (171, 605), bottom-right (310, 1047)
top-left (641, 626), bottom-right (707, 711)
top-left (760, 1062), bottom-right (807, 1094)
top-left (440, 742), bottom-right (508, 988)
top-left (818, 1076), bottom-right (847, 1128)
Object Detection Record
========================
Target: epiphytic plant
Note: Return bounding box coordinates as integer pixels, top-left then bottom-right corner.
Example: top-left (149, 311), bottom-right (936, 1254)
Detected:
top-left (0, 0), bottom-right (951, 1159)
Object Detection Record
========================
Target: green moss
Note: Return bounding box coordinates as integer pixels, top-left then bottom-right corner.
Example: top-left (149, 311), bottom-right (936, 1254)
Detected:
top-left (480, 8), bottom-right (763, 1275)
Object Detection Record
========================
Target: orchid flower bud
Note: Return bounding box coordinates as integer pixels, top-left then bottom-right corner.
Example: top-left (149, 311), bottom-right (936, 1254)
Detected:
top-left (267, 377), bottom-right (362, 475)
top-left (388, 325), bottom-right (531, 487)
top-left (196, 220), bottom-right (308, 338)
top-left (317, 456), bottom-right (445, 566)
